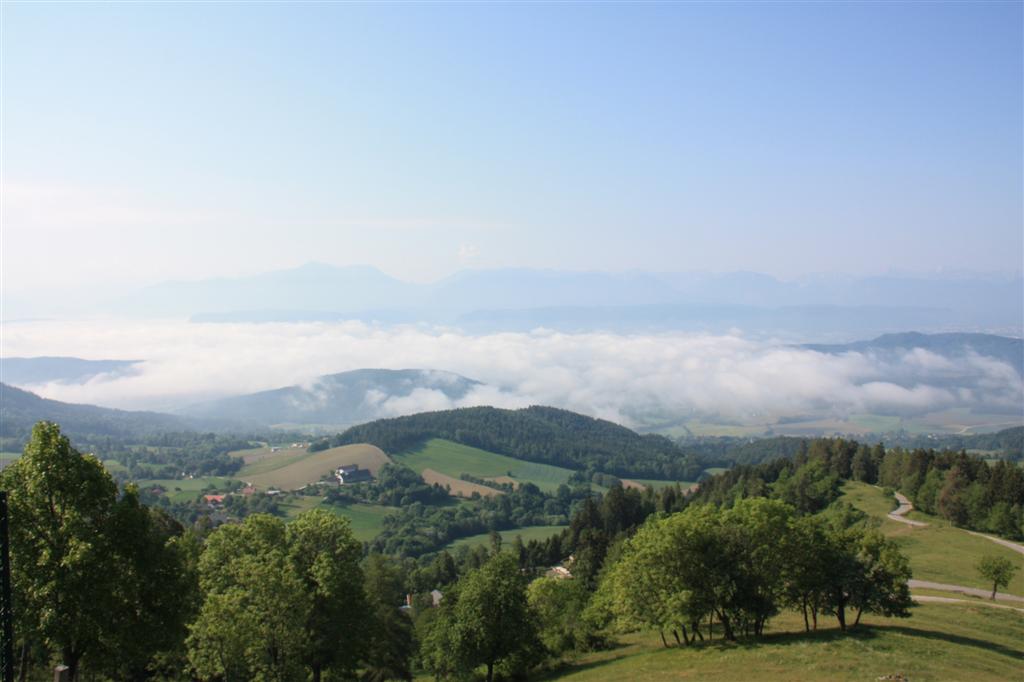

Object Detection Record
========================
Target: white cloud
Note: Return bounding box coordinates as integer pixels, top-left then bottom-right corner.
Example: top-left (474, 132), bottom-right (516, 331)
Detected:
top-left (1, 319), bottom-right (1020, 426)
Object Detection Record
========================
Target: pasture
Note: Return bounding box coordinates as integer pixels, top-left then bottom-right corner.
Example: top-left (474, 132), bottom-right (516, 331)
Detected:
top-left (239, 444), bottom-right (391, 491)
top-left (624, 478), bottom-right (698, 491)
top-left (839, 481), bottom-right (1024, 596)
top-left (277, 496), bottom-right (394, 542)
top-left (136, 476), bottom-right (241, 504)
top-left (446, 525), bottom-right (568, 551)
top-left (545, 602), bottom-right (1023, 681)
top-left (393, 438), bottom-right (575, 493)
top-left (421, 468), bottom-right (504, 498)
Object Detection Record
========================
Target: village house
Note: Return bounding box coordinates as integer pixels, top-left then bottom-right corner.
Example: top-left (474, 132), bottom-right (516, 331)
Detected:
top-left (335, 464), bottom-right (372, 484)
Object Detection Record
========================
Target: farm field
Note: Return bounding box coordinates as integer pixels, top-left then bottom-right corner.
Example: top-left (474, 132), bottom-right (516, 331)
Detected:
top-left (239, 444), bottom-right (390, 490)
top-left (542, 602), bottom-right (1023, 682)
top-left (445, 525), bottom-right (567, 551)
top-left (227, 443), bottom-right (308, 464)
top-left (277, 496), bottom-right (394, 542)
top-left (839, 481), bottom-right (1024, 596)
top-left (393, 439), bottom-right (576, 493)
top-left (421, 468), bottom-right (503, 498)
top-left (136, 476), bottom-right (241, 504)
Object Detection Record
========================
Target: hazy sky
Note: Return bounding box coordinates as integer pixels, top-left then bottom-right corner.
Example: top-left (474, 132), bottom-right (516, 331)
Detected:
top-left (2, 1), bottom-right (1021, 294)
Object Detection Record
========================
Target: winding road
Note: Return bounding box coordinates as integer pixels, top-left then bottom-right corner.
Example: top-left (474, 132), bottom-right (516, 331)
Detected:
top-left (886, 490), bottom-right (1024, 610)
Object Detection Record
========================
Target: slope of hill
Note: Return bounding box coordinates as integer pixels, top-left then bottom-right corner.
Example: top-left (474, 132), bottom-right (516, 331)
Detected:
top-left (0, 383), bottom-right (190, 441)
top-left (319, 405), bottom-right (703, 480)
top-left (0, 356), bottom-right (141, 385)
top-left (179, 368), bottom-right (481, 428)
top-left (239, 443), bottom-right (390, 490)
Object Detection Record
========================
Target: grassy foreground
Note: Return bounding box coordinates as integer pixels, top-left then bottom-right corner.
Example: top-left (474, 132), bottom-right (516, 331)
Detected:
top-left (840, 481), bottom-right (1024, 595)
top-left (545, 603), bottom-right (1023, 681)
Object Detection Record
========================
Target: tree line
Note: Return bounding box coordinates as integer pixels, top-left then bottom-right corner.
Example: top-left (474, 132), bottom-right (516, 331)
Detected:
top-left (313, 405), bottom-right (704, 481)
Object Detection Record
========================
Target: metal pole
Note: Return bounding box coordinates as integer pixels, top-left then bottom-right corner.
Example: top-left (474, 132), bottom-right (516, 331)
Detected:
top-left (0, 491), bottom-right (13, 682)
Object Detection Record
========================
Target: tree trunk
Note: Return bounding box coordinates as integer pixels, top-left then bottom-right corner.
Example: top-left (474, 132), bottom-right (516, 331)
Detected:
top-left (681, 625), bottom-right (690, 646)
top-left (312, 665), bottom-right (322, 682)
top-left (992, 582), bottom-right (998, 600)
top-left (691, 621), bottom-right (703, 641)
top-left (836, 602), bottom-right (846, 631)
top-left (812, 607), bottom-right (818, 631)
top-left (486, 660), bottom-right (494, 682)
top-left (17, 642), bottom-right (29, 682)
top-left (672, 629), bottom-right (681, 645)
top-left (659, 630), bottom-right (668, 648)
top-left (62, 649), bottom-right (81, 682)
top-left (854, 606), bottom-right (864, 627)
top-left (801, 598), bottom-right (809, 633)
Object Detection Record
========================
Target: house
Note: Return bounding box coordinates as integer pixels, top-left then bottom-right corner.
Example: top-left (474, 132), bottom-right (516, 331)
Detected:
top-left (430, 589), bottom-right (443, 607)
top-left (239, 486), bottom-right (257, 496)
top-left (335, 465), bottom-right (373, 485)
top-left (545, 566), bottom-right (573, 580)
top-left (203, 494), bottom-right (226, 508)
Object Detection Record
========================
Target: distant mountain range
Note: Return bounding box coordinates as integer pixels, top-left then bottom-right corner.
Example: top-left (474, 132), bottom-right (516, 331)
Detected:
top-left (177, 368), bottom-right (481, 428)
top-left (7, 263), bottom-right (1019, 337)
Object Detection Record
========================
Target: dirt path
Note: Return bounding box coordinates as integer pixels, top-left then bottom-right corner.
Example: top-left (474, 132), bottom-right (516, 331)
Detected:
top-left (888, 492), bottom-right (929, 527)
top-left (913, 594), bottom-right (1024, 613)
top-left (909, 579), bottom-right (1024, 604)
top-left (888, 490), bottom-right (1024, 557)
top-left (965, 530), bottom-right (1024, 556)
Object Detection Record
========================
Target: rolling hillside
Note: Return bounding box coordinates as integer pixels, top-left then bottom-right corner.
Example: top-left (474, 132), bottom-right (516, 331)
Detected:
top-left (239, 443), bottom-right (390, 490)
top-left (0, 382), bottom-right (189, 441)
top-left (321, 405), bottom-right (703, 481)
top-left (179, 368), bottom-right (481, 428)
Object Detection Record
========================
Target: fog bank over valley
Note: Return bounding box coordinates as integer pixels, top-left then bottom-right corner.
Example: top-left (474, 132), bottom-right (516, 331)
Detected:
top-left (2, 319), bottom-right (1020, 434)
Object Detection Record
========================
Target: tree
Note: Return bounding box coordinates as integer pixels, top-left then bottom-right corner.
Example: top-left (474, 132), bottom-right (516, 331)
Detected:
top-left (287, 510), bottom-right (368, 682)
top-left (450, 552), bottom-right (540, 682)
top-left (188, 511), bottom-right (368, 681)
top-left (1, 422), bottom-right (190, 681)
top-left (976, 555), bottom-right (1019, 600)
top-left (362, 554), bottom-right (414, 681)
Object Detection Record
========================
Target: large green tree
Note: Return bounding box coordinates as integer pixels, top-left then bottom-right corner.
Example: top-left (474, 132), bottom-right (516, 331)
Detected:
top-left (424, 552), bottom-right (540, 682)
top-left (2, 422), bottom-right (191, 681)
top-left (188, 511), bottom-right (368, 682)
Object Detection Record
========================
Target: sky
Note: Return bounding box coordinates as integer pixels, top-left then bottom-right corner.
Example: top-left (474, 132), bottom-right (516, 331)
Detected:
top-left (2, 1), bottom-right (1022, 295)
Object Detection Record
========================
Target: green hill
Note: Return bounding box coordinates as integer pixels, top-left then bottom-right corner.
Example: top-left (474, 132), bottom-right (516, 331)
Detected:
top-left (318, 405), bottom-right (703, 480)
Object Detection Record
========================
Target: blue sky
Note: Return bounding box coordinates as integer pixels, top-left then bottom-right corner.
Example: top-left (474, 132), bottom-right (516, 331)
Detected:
top-left (2, 1), bottom-right (1021, 291)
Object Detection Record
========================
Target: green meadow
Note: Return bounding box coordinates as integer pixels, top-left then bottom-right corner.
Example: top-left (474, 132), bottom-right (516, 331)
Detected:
top-left (839, 481), bottom-right (1024, 596)
top-left (393, 438), bottom-right (576, 493)
top-left (445, 525), bottom-right (568, 551)
top-left (542, 602), bottom-right (1023, 682)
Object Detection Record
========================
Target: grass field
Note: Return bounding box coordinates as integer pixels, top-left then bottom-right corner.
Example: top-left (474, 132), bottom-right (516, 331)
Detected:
top-left (445, 525), bottom-right (568, 551)
top-left (393, 439), bottom-right (576, 494)
top-left (135, 476), bottom-right (241, 503)
top-left (840, 481), bottom-right (1024, 596)
top-left (239, 444), bottom-right (390, 491)
top-left (421, 468), bottom-right (504, 498)
top-left (626, 478), bottom-right (698, 491)
top-left (276, 496), bottom-right (394, 542)
top-left (542, 602), bottom-right (1023, 681)
top-left (227, 443), bottom-right (307, 464)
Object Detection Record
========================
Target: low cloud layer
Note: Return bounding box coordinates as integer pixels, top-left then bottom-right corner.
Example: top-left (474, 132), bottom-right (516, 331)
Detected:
top-left (2, 319), bottom-right (1021, 428)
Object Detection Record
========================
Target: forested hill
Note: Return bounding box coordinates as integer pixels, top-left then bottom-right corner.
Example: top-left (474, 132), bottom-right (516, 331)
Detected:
top-left (317, 405), bottom-right (703, 480)
top-left (0, 383), bottom-right (189, 442)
